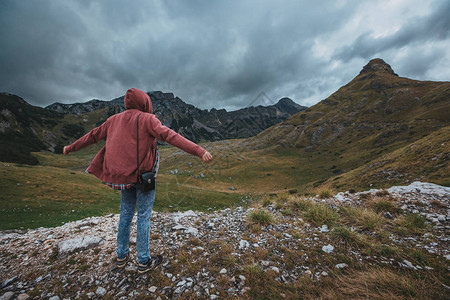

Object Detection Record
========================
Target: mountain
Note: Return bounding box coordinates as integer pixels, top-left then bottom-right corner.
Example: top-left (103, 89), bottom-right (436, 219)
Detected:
top-left (0, 93), bottom-right (63, 164)
top-left (0, 91), bottom-right (305, 164)
top-left (47, 92), bottom-right (307, 142)
top-left (238, 58), bottom-right (449, 189)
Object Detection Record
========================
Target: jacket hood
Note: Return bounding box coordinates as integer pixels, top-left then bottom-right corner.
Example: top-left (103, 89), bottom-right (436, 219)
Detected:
top-left (124, 88), bottom-right (152, 113)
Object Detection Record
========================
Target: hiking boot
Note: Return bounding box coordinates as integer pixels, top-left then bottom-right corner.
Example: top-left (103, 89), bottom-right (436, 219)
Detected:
top-left (116, 255), bottom-right (129, 268)
top-left (137, 255), bottom-right (163, 274)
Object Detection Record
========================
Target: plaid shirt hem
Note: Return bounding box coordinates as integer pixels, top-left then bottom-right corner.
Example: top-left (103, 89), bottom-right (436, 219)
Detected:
top-left (105, 148), bottom-right (160, 191)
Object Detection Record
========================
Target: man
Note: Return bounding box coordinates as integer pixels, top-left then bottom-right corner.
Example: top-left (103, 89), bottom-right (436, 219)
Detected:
top-left (63, 88), bottom-right (212, 273)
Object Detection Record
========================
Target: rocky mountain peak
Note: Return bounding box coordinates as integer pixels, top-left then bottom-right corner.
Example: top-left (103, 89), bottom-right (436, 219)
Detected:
top-left (359, 58), bottom-right (398, 76)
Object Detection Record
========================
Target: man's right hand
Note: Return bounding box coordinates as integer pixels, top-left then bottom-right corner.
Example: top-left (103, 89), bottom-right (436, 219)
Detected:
top-left (202, 151), bottom-right (213, 162)
top-left (63, 146), bottom-right (69, 155)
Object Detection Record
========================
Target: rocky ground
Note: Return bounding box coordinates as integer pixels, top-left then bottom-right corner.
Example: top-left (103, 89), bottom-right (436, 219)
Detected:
top-left (0, 182), bottom-right (449, 299)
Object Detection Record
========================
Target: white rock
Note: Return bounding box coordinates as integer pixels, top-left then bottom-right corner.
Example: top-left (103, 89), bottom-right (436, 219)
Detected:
top-left (239, 275), bottom-right (246, 281)
top-left (445, 254), bottom-right (450, 260)
top-left (387, 181), bottom-right (450, 197)
top-left (16, 294), bottom-right (30, 300)
top-left (96, 286), bottom-right (107, 297)
top-left (321, 271), bottom-right (328, 276)
top-left (319, 225), bottom-right (329, 233)
top-left (57, 236), bottom-right (103, 255)
top-left (48, 297), bottom-right (60, 300)
top-left (219, 268), bottom-right (227, 274)
top-left (172, 224), bottom-right (186, 231)
top-left (177, 280), bottom-right (186, 287)
top-left (335, 263), bottom-right (348, 269)
top-left (335, 193), bottom-right (346, 202)
top-left (185, 227), bottom-right (199, 236)
top-left (400, 259), bottom-right (416, 270)
top-left (271, 267), bottom-right (280, 273)
top-left (322, 244), bottom-right (334, 253)
top-left (239, 239), bottom-right (250, 249)
top-left (0, 292), bottom-right (15, 300)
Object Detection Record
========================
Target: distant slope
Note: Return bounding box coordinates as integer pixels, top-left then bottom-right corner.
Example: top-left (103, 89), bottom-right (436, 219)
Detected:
top-left (322, 125), bottom-right (450, 190)
top-left (0, 93), bottom-right (63, 164)
top-left (47, 91), bottom-right (307, 142)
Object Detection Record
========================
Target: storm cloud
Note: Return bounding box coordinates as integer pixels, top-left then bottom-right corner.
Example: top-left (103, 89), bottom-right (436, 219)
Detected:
top-left (0, 0), bottom-right (449, 110)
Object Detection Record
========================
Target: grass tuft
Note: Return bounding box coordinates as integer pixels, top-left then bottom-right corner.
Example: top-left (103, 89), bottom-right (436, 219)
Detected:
top-left (248, 209), bottom-right (275, 225)
top-left (304, 203), bottom-right (340, 227)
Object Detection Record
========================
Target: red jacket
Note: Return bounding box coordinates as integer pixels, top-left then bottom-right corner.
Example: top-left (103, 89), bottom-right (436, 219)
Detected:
top-left (65, 88), bottom-right (206, 184)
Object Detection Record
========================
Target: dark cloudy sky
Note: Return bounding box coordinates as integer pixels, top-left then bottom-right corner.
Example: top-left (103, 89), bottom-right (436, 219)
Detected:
top-left (1, 0), bottom-right (449, 110)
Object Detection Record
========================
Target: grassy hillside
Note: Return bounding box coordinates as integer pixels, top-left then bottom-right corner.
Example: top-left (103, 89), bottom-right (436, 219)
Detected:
top-left (320, 125), bottom-right (450, 191)
top-left (0, 146), bottom-right (242, 230)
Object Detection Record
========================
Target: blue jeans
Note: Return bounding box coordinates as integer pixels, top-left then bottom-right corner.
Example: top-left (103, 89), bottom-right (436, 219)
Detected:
top-left (116, 186), bottom-right (156, 264)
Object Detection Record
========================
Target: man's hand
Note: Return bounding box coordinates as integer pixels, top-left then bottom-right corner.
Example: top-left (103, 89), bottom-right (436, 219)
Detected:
top-left (202, 151), bottom-right (212, 162)
top-left (63, 146), bottom-right (69, 155)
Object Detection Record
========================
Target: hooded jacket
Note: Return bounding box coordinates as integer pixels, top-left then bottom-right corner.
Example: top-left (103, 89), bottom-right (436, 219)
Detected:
top-left (65, 88), bottom-right (206, 184)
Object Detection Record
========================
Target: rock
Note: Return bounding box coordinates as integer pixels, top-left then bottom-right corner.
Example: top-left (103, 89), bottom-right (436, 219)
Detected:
top-left (319, 225), bottom-right (329, 233)
top-left (239, 239), bottom-right (250, 249)
top-left (321, 271), bottom-right (328, 276)
top-left (305, 270), bottom-right (312, 276)
top-left (210, 295), bottom-right (219, 300)
top-left (0, 292), bottom-right (14, 300)
top-left (271, 267), bottom-right (280, 273)
top-left (16, 294), bottom-right (30, 300)
top-left (48, 296), bottom-right (60, 300)
top-left (219, 268), bottom-right (227, 274)
top-left (229, 187), bottom-right (236, 191)
top-left (384, 212), bottom-right (393, 219)
top-left (172, 224), bottom-right (186, 231)
top-left (185, 227), bottom-right (199, 236)
top-left (57, 236), bottom-right (103, 255)
top-left (149, 286), bottom-right (158, 293)
top-left (239, 275), bottom-right (246, 281)
top-left (399, 259), bottom-right (417, 270)
top-left (96, 286), bottom-right (107, 297)
top-left (322, 244), bottom-right (334, 253)
top-left (0, 276), bottom-right (19, 289)
top-left (335, 263), bottom-right (348, 269)
top-left (261, 260), bottom-right (270, 267)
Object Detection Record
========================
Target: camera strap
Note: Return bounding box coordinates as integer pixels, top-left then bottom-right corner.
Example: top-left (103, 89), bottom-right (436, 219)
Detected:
top-left (136, 113), bottom-right (142, 183)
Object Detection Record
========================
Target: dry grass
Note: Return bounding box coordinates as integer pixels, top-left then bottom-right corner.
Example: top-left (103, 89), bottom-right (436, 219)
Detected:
top-left (321, 267), bottom-right (447, 299)
top-left (248, 209), bottom-right (275, 225)
top-left (304, 203), bottom-right (340, 227)
top-left (341, 206), bottom-right (384, 231)
top-left (396, 213), bottom-right (429, 235)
